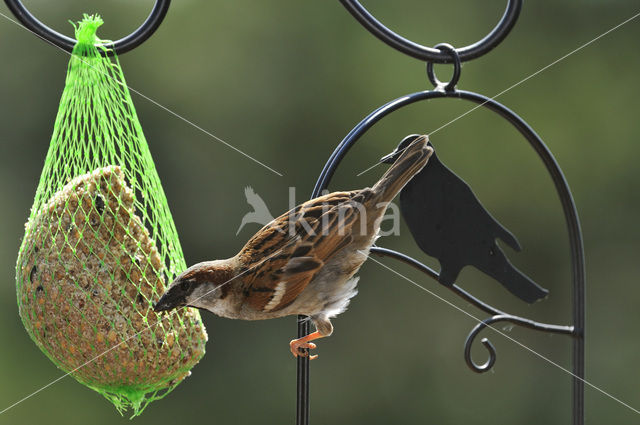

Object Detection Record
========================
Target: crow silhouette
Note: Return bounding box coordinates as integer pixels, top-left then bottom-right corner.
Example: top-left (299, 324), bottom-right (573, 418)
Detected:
top-left (381, 135), bottom-right (548, 303)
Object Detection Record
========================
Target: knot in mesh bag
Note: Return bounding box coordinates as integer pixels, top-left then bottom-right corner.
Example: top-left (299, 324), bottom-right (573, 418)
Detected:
top-left (15, 15), bottom-right (207, 416)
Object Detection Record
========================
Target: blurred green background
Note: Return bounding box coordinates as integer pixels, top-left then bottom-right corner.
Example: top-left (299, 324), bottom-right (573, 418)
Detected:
top-left (1, 0), bottom-right (639, 424)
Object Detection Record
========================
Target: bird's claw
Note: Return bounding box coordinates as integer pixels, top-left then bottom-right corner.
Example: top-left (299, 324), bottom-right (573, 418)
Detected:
top-left (290, 340), bottom-right (318, 360)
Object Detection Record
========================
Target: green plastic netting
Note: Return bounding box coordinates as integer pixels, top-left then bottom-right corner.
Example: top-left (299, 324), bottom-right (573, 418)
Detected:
top-left (15, 15), bottom-right (207, 416)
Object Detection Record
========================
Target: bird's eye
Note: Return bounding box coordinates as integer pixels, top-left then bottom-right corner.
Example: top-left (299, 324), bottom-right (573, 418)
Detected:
top-left (180, 280), bottom-right (190, 290)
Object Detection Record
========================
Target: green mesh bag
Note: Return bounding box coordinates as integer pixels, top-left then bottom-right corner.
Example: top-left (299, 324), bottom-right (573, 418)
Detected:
top-left (15, 15), bottom-right (207, 416)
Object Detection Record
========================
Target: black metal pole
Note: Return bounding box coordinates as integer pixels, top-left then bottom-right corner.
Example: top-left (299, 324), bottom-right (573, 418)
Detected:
top-left (574, 323), bottom-right (585, 425)
top-left (572, 236), bottom-right (586, 425)
top-left (296, 316), bottom-right (310, 425)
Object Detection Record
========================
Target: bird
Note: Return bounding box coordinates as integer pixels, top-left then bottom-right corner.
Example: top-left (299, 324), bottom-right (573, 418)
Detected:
top-left (154, 135), bottom-right (433, 359)
top-left (235, 186), bottom-right (276, 236)
top-left (381, 135), bottom-right (548, 303)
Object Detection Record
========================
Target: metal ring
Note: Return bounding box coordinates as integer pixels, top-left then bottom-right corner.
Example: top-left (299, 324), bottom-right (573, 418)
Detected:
top-left (426, 43), bottom-right (460, 91)
top-left (339, 0), bottom-right (522, 63)
top-left (3, 0), bottom-right (171, 55)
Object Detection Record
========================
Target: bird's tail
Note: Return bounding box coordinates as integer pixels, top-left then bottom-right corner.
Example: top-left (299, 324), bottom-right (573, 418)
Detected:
top-left (372, 135), bottom-right (433, 203)
top-left (492, 260), bottom-right (549, 303)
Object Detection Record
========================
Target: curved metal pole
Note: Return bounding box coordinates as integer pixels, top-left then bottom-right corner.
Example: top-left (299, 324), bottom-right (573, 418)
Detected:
top-left (3, 0), bottom-right (171, 55)
top-left (338, 0), bottom-right (522, 63)
top-left (463, 314), bottom-right (573, 373)
top-left (369, 247), bottom-right (575, 373)
top-left (370, 246), bottom-right (499, 316)
top-left (312, 88), bottom-right (585, 424)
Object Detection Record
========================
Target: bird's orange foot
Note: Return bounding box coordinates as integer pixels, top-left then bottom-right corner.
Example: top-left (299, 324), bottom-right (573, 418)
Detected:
top-left (290, 339), bottom-right (318, 360)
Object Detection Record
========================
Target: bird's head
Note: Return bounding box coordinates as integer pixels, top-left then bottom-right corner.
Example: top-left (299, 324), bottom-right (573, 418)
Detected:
top-left (153, 260), bottom-right (235, 313)
top-left (380, 134), bottom-right (426, 164)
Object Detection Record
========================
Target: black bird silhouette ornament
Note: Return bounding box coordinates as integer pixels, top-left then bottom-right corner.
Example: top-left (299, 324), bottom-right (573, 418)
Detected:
top-left (381, 135), bottom-right (548, 303)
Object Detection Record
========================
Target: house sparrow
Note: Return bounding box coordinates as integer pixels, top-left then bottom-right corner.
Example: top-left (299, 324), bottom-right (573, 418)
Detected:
top-left (154, 135), bottom-right (433, 359)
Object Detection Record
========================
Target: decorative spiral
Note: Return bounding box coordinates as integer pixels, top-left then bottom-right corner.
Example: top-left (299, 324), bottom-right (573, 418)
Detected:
top-left (464, 314), bottom-right (574, 373)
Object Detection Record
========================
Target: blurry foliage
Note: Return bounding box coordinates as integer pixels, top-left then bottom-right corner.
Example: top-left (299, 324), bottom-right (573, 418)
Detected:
top-left (0, 0), bottom-right (639, 424)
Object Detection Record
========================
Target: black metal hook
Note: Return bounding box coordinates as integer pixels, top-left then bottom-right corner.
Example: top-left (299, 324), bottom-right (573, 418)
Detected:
top-left (3, 0), bottom-right (171, 55)
top-left (464, 314), bottom-right (573, 373)
top-left (310, 87), bottom-right (584, 417)
top-left (369, 246), bottom-right (574, 334)
top-left (369, 246), bottom-right (574, 373)
top-left (339, 0), bottom-right (522, 63)
top-left (426, 43), bottom-right (461, 91)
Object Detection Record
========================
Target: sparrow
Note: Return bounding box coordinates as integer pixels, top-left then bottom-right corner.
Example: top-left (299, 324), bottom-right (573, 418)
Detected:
top-left (154, 135), bottom-right (433, 359)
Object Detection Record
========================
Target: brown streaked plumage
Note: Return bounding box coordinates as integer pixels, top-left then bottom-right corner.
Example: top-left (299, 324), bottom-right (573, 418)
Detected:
top-left (154, 135), bottom-right (433, 359)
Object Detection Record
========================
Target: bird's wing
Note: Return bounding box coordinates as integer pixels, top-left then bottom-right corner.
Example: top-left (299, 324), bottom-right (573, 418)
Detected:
top-left (245, 186), bottom-right (271, 211)
top-left (238, 191), bottom-right (363, 312)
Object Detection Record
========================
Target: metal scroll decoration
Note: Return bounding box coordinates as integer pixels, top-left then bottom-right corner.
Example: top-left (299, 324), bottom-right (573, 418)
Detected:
top-left (4, 0), bottom-right (170, 55)
top-left (298, 1), bottom-right (585, 425)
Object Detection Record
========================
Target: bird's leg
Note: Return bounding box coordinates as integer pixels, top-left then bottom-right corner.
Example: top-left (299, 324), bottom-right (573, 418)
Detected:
top-left (290, 331), bottom-right (325, 360)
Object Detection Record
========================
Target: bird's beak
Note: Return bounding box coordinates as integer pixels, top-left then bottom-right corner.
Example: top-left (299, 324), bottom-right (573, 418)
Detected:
top-left (153, 282), bottom-right (188, 312)
top-left (380, 150), bottom-right (398, 164)
top-left (381, 134), bottom-right (427, 164)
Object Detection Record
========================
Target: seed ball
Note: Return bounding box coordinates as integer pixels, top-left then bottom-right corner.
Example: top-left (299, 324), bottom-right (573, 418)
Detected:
top-left (16, 166), bottom-right (207, 410)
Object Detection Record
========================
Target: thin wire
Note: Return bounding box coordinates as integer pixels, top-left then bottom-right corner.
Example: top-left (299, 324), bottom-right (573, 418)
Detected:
top-left (0, 244), bottom-right (289, 416)
top-left (356, 10), bottom-right (640, 177)
top-left (361, 251), bottom-right (640, 416)
top-left (428, 10), bottom-right (640, 137)
top-left (0, 321), bottom-right (162, 415)
top-left (0, 10), bottom-right (283, 177)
